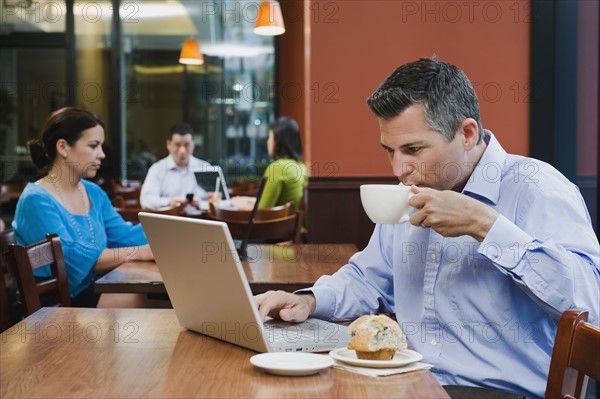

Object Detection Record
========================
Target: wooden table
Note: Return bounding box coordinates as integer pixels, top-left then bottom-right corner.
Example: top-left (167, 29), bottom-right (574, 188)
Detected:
top-left (95, 244), bottom-right (358, 295)
top-left (0, 308), bottom-right (449, 398)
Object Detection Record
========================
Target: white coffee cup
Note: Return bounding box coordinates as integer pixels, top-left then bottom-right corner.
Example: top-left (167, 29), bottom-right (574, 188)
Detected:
top-left (360, 184), bottom-right (413, 224)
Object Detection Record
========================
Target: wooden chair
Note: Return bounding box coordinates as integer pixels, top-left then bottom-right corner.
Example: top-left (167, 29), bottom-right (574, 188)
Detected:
top-left (229, 179), bottom-right (261, 197)
top-left (110, 180), bottom-right (142, 208)
top-left (116, 203), bottom-right (184, 224)
top-left (6, 234), bottom-right (71, 317)
top-left (209, 211), bottom-right (303, 244)
top-left (0, 228), bottom-right (15, 273)
top-left (112, 189), bottom-right (141, 208)
top-left (209, 201), bottom-right (292, 221)
top-left (545, 309), bottom-right (600, 399)
top-left (0, 260), bottom-right (10, 332)
top-left (0, 182), bottom-right (26, 203)
top-left (0, 229), bottom-right (16, 332)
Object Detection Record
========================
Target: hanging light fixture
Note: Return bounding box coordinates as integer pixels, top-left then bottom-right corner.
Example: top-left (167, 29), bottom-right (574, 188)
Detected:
top-left (254, 1), bottom-right (285, 36)
top-left (179, 38), bottom-right (204, 65)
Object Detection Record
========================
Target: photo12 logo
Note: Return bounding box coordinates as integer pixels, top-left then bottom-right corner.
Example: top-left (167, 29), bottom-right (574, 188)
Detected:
top-left (2, 321), bottom-right (140, 344)
top-left (399, 1), bottom-right (534, 24)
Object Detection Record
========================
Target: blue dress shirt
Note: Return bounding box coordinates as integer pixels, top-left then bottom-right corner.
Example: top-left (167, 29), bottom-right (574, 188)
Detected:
top-left (307, 132), bottom-right (599, 398)
top-left (12, 180), bottom-right (148, 297)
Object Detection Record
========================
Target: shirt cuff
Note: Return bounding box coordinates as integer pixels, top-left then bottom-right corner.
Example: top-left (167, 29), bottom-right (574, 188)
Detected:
top-left (295, 286), bottom-right (336, 320)
top-left (478, 214), bottom-right (539, 269)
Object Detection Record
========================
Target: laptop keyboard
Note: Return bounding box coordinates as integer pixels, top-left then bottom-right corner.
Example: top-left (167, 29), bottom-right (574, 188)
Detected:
top-left (263, 319), bottom-right (342, 344)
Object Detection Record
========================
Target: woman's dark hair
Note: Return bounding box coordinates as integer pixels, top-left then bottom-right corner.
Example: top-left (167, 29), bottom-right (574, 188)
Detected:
top-left (270, 116), bottom-right (303, 162)
top-left (28, 107), bottom-right (104, 176)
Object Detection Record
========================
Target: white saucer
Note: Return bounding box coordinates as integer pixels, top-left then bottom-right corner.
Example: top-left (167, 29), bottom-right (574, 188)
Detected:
top-left (329, 348), bottom-right (423, 368)
top-left (250, 352), bottom-right (334, 376)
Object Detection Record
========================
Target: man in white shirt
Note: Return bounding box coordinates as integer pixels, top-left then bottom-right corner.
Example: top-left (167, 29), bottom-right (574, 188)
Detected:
top-left (140, 123), bottom-right (211, 209)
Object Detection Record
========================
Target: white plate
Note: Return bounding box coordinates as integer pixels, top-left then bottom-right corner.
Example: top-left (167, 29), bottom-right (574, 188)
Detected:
top-left (329, 348), bottom-right (423, 368)
top-left (250, 352), bottom-right (334, 376)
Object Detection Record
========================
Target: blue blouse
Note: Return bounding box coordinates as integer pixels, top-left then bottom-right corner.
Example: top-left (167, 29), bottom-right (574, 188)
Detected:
top-left (12, 179), bottom-right (148, 296)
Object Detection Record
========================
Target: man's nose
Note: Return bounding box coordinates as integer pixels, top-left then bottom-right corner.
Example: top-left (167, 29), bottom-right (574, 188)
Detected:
top-left (391, 154), bottom-right (416, 180)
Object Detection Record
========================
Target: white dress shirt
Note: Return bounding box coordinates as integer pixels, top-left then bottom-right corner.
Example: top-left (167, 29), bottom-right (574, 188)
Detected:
top-left (140, 155), bottom-right (211, 209)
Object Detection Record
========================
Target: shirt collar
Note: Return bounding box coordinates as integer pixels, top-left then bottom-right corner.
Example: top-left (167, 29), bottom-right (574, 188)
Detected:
top-left (166, 155), bottom-right (178, 170)
top-left (462, 130), bottom-right (507, 205)
top-left (166, 155), bottom-right (196, 171)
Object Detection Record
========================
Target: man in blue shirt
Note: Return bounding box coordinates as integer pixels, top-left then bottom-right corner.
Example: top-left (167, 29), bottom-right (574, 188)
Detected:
top-left (255, 58), bottom-right (599, 398)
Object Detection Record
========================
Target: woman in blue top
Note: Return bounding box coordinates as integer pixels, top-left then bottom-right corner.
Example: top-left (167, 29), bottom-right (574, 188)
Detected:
top-left (12, 107), bottom-right (153, 306)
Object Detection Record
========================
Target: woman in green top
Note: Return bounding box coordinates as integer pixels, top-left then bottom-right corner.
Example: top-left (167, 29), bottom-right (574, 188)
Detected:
top-left (258, 117), bottom-right (307, 211)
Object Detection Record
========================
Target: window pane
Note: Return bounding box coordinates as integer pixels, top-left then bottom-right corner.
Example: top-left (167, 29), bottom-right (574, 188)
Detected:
top-left (122, 0), bottom-right (275, 181)
top-left (0, 1), bottom-right (67, 33)
top-left (0, 48), bottom-right (66, 183)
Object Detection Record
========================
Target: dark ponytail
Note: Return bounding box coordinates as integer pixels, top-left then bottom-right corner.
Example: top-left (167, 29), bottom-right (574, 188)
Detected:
top-left (27, 139), bottom-right (51, 170)
top-left (28, 107), bottom-right (104, 177)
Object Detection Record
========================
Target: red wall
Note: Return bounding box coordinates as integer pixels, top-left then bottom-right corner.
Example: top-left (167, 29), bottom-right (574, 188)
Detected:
top-left (279, 0), bottom-right (531, 177)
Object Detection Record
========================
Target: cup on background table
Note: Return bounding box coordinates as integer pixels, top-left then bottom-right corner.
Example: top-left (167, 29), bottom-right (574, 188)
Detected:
top-left (207, 192), bottom-right (222, 204)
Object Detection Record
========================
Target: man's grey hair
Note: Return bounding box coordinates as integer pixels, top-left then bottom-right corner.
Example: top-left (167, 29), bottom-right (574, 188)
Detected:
top-left (367, 57), bottom-right (484, 143)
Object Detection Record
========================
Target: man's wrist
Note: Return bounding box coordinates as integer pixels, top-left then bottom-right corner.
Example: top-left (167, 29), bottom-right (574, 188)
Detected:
top-left (296, 292), bottom-right (316, 315)
top-left (472, 204), bottom-right (499, 242)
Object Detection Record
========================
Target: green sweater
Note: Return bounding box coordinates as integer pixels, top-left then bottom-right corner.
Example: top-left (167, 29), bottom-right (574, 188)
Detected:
top-left (258, 159), bottom-right (307, 212)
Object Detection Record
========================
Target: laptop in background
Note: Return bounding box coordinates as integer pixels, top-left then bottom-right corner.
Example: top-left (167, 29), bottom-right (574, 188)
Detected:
top-left (194, 166), bottom-right (231, 201)
top-left (139, 212), bottom-right (349, 353)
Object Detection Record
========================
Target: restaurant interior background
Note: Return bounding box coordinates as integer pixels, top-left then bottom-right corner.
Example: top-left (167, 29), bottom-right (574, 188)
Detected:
top-left (0, 0), bottom-right (598, 248)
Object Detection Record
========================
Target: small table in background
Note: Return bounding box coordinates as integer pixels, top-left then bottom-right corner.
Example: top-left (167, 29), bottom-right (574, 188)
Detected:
top-left (95, 243), bottom-right (358, 296)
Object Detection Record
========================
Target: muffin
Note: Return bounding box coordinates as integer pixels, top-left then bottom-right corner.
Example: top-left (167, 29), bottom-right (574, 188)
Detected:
top-left (347, 315), bottom-right (407, 360)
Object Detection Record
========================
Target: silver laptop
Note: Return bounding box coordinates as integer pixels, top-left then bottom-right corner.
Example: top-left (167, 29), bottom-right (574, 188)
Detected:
top-left (139, 212), bottom-right (349, 353)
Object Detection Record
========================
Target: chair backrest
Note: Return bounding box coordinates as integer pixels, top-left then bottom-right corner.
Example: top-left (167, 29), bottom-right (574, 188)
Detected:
top-left (6, 234), bottom-right (71, 316)
top-left (229, 179), bottom-right (261, 197)
top-left (0, 182), bottom-right (26, 202)
top-left (111, 183), bottom-right (141, 208)
top-left (209, 202), bottom-right (292, 221)
top-left (0, 259), bottom-right (10, 333)
top-left (116, 203), bottom-right (184, 224)
top-left (0, 229), bottom-right (16, 332)
top-left (0, 228), bottom-right (15, 268)
top-left (545, 309), bottom-right (600, 399)
top-left (210, 211), bottom-right (303, 244)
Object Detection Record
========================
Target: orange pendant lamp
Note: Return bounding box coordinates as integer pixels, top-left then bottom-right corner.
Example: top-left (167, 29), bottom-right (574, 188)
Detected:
top-left (179, 38), bottom-right (204, 65)
top-left (254, 1), bottom-right (285, 36)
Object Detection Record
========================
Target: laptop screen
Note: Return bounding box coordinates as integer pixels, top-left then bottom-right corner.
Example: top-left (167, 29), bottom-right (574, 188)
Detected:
top-left (194, 166), bottom-right (230, 201)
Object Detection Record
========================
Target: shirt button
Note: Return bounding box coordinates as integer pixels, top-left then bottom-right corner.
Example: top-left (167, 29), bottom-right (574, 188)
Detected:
top-left (535, 283), bottom-right (544, 291)
top-left (431, 339), bottom-right (437, 346)
top-left (430, 253), bottom-right (437, 262)
top-left (426, 297), bottom-right (433, 306)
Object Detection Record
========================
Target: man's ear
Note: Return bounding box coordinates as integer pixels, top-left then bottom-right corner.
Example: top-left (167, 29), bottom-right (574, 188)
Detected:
top-left (459, 118), bottom-right (479, 150)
